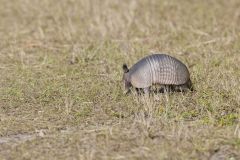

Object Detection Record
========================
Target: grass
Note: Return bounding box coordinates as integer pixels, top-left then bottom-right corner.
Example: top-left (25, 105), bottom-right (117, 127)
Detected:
top-left (0, 0), bottom-right (240, 159)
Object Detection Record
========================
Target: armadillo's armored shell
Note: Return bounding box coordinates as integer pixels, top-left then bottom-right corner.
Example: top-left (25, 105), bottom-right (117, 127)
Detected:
top-left (129, 54), bottom-right (190, 88)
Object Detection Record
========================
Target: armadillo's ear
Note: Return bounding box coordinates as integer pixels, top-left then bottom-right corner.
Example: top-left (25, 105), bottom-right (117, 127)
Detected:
top-left (122, 64), bottom-right (129, 73)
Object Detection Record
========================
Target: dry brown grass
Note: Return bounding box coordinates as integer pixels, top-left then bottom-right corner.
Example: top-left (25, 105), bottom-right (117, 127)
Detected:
top-left (0, 0), bottom-right (240, 159)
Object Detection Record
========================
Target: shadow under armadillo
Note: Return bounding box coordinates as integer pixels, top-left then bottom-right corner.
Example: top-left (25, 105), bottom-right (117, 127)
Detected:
top-left (131, 84), bottom-right (195, 95)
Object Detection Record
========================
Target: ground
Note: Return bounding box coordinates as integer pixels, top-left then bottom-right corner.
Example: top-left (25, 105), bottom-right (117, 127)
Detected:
top-left (0, 0), bottom-right (240, 159)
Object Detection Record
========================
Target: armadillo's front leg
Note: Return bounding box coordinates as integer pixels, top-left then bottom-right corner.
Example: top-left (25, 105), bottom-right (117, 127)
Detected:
top-left (135, 88), bottom-right (141, 95)
top-left (143, 87), bottom-right (150, 95)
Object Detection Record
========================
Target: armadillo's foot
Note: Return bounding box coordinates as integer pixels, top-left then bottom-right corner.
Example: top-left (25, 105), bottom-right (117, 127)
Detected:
top-left (135, 87), bottom-right (150, 95)
top-left (173, 84), bottom-right (192, 92)
top-left (178, 79), bottom-right (195, 92)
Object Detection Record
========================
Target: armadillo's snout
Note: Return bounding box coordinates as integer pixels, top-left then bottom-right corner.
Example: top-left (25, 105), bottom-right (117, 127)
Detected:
top-left (123, 80), bottom-right (131, 95)
top-left (123, 89), bottom-right (130, 95)
top-left (122, 70), bottom-right (132, 95)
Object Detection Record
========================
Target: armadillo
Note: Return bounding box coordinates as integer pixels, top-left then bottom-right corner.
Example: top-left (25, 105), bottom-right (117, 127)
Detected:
top-left (122, 53), bottom-right (193, 94)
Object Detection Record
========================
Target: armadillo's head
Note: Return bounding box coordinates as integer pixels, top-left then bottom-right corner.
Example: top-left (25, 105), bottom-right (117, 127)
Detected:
top-left (122, 64), bottom-right (132, 94)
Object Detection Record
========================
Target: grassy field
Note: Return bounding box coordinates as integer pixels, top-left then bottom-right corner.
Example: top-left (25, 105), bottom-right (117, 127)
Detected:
top-left (0, 0), bottom-right (240, 159)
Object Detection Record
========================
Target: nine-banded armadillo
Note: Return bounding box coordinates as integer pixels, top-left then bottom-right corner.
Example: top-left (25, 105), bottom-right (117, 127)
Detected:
top-left (122, 53), bottom-right (193, 94)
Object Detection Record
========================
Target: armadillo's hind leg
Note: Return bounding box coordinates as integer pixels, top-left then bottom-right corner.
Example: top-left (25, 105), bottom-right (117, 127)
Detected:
top-left (174, 83), bottom-right (191, 92)
top-left (178, 86), bottom-right (189, 92)
top-left (176, 80), bottom-right (194, 92)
